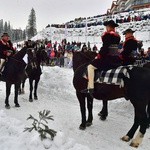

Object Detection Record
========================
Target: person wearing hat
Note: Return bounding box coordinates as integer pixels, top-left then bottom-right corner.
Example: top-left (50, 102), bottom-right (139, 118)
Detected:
top-left (81, 20), bottom-right (121, 96)
top-left (120, 28), bottom-right (138, 65)
top-left (0, 33), bottom-right (15, 72)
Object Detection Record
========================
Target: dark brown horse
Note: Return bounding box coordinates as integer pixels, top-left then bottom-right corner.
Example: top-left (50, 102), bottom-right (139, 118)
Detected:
top-left (98, 59), bottom-right (150, 123)
top-left (73, 51), bottom-right (150, 148)
top-left (19, 48), bottom-right (48, 102)
top-left (0, 47), bottom-right (29, 109)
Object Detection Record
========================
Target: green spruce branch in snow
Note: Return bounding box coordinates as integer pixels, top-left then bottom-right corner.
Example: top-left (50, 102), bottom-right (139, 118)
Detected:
top-left (24, 110), bottom-right (57, 140)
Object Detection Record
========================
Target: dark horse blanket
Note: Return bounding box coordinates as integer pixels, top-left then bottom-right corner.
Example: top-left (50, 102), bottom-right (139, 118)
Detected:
top-left (1, 57), bottom-right (26, 84)
top-left (83, 65), bottom-right (133, 87)
top-left (83, 60), bottom-right (150, 87)
top-left (95, 66), bottom-right (133, 87)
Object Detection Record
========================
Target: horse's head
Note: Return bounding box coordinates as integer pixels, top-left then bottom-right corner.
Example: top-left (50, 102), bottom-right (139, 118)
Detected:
top-left (27, 48), bottom-right (37, 64)
top-left (26, 48), bottom-right (48, 66)
top-left (37, 49), bottom-right (48, 64)
top-left (72, 51), bottom-right (97, 72)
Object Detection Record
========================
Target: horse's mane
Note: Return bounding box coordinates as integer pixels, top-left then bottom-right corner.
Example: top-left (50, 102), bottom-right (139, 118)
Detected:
top-left (73, 51), bottom-right (97, 72)
top-left (13, 47), bottom-right (27, 60)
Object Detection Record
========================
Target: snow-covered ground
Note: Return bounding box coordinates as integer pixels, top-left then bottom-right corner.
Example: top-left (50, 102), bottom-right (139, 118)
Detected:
top-left (0, 66), bottom-right (150, 150)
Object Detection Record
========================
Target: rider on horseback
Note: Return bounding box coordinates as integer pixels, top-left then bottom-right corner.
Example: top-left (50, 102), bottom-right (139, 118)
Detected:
top-left (0, 33), bottom-right (15, 73)
top-left (81, 19), bottom-right (138, 97)
top-left (81, 20), bottom-right (121, 95)
top-left (120, 29), bottom-right (138, 65)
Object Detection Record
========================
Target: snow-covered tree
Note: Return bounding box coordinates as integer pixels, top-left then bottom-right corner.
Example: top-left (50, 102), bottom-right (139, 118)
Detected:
top-left (27, 8), bottom-right (37, 39)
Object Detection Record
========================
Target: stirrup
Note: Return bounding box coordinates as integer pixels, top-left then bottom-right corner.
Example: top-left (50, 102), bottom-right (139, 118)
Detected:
top-left (81, 89), bottom-right (89, 93)
top-left (81, 88), bottom-right (94, 94)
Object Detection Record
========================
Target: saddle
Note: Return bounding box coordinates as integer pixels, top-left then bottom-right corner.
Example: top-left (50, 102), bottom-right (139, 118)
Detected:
top-left (83, 66), bottom-right (133, 88)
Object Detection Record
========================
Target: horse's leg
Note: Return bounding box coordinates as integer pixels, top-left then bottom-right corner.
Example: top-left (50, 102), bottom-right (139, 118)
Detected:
top-left (122, 100), bottom-right (148, 148)
top-left (18, 81), bottom-right (21, 95)
top-left (86, 94), bottom-right (93, 126)
top-left (98, 100), bottom-right (108, 120)
top-left (29, 78), bottom-right (33, 102)
top-left (5, 82), bottom-right (11, 109)
top-left (21, 78), bottom-right (26, 94)
top-left (76, 91), bottom-right (87, 130)
top-left (129, 102), bottom-right (148, 148)
top-left (121, 101), bottom-right (140, 142)
top-left (14, 82), bottom-right (20, 107)
top-left (147, 100), bottom-right (150, 128)
top-left (121, 116), bottom-right (139, 142)
top-left (34, 78), bottom-right (40, 100)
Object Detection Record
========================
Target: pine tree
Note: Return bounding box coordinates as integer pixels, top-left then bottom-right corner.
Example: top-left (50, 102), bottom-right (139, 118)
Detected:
top-left (27, 8), bottom-right (37, 39)
top-left (4, 21), bottom-right (8, 32)
top-left (7, 21), bottom-right (12, 37)
top-left (0, 19), bottom-right (4, 35)
top-left (23, 29), bottom-right (26, 40)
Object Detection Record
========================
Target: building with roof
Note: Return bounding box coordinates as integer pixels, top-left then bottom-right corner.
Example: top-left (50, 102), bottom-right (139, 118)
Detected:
top-left (107, 0), bottom-right (150, 14)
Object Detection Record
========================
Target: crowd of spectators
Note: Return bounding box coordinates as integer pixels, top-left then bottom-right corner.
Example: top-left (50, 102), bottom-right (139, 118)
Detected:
top-left (16, 38), bottom-right (150, 69)
top-left (50, 10), bottom-right (150, 29)
top-left (16, 39), bottom-right (99, 68)
top-left (43, 39), bottom-right (98, 67)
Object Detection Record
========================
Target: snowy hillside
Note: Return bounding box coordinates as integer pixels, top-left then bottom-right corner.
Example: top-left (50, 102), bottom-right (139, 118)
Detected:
top-left (32, 8), bottom-right (150, 50)
top-left (0, 66), bottom-right (150, 150)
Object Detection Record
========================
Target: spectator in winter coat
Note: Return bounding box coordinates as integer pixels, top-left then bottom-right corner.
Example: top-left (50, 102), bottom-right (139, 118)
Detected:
top-left (146, 47), bottom-right (150, 60)
top-left (81, 43), bottom-right (87, 52)
top-left (64, 50), bottom-right (69, 67)
top-left (92, 45), bottom-right (98, 52)
top-left (67, 51), bottom-right (73, 68)
top-left (49, 49), bottom-right (56, 66)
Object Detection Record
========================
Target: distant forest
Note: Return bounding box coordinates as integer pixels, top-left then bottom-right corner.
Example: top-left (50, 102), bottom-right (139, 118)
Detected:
top-left (0, 19), bottom-right (26, 42)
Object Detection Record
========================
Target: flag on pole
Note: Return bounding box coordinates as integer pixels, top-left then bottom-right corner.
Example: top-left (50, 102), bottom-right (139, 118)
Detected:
top-left (85, 17), bottom-right (87, 44)
top-left (65, 24), bottom-right (68, 39)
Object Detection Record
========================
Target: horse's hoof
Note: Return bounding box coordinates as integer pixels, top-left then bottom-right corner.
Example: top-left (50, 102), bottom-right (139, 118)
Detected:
top-left (29, 99), bottom-right (33, 102)
top-left (100, 115), bottom-right (107, 121)
top-left (86, 122), bottom-right (92, 127)
top-left (98, 112), bottom-right (102, 116)
top-left (15, 104), bottom-right (20, 107)
top-left (98, 112), bottom-right (108, 120)
top-left (130, 142), bottom-right (139, 148)
top-left (5, 104), bottom-right (10, 109)
top-left (34, 96), bottom-right (38, 100)
top-left (121, 135), bottom-right (131, 142)
top-left (79, 124), bottom-right (86, 130)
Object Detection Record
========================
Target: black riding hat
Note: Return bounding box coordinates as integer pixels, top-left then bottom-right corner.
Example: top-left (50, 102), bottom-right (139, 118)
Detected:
top-left (103, 20), bottom-right (119, 27)
top-left (123, 29), bottom-right (135, 35)
top-left (1, 32), bottom-right (9, 37)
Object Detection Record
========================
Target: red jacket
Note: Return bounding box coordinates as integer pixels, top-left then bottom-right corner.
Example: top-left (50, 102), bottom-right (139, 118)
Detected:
top-left (0, 40), bottom-right (15, 59)
top-left (99, 31), bottom-right (120, 58)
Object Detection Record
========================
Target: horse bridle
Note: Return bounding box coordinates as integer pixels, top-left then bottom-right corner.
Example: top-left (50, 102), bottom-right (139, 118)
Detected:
top-left (27, 48), bottom-right (37, 69)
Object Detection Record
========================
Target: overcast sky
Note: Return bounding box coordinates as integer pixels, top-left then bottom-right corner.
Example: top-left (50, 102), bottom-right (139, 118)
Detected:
top-left (0, 0), bottom-right (113, 31)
